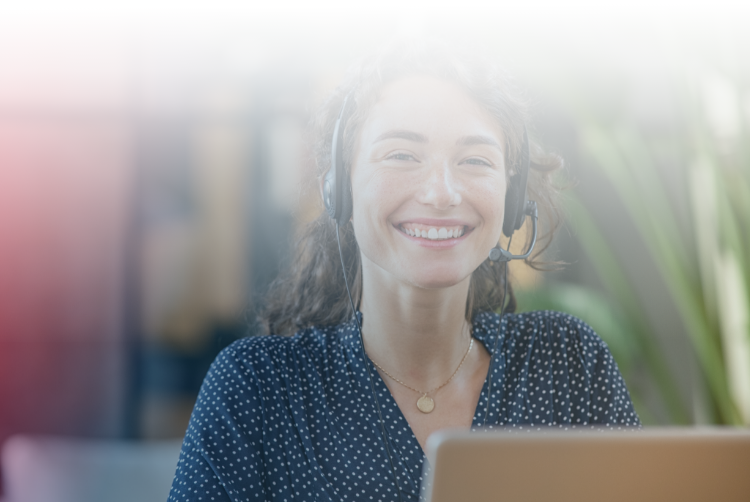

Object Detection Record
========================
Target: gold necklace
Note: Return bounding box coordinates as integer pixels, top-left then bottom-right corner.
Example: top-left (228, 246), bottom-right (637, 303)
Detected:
top-left (369, 338), bottom-right (474, 414)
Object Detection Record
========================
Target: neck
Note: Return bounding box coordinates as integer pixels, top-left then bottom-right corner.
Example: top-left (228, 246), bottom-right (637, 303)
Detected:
top-left (358, 257), bottom-right (473, 391)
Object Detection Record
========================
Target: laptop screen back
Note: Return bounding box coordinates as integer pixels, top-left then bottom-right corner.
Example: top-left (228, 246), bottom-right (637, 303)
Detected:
top-left (423, 428), bottom-right (750, 501)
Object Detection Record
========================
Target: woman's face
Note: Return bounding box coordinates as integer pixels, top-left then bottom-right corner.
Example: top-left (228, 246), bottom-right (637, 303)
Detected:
top-left (350, 75), bottom-right (507, 290)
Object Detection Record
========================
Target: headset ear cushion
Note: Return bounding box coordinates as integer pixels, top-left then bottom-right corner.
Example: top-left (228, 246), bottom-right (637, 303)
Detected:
top-left (502, 128), bottom-right (530, 237)
top-left (326, 93), bottom-right (353, 227)
top-left (502, 181), bottom-right (521, 237)
top-left (337, 167), bottom-right (353, 226)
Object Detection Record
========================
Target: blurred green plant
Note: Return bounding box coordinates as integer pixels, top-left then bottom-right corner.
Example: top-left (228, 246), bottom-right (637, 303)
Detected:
top-left (523, 60), bottom-right (750, 425)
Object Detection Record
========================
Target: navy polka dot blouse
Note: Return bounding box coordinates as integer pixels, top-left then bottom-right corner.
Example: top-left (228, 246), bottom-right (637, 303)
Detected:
top-left (168, 310), bottom-right (640, 501)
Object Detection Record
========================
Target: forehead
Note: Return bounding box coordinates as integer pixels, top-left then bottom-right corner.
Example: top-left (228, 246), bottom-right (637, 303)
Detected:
top-left (359, 74), bottom-right (505, 143)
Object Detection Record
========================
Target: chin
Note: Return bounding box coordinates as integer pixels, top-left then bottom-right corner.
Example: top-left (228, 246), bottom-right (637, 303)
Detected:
top-left (404, 263), bottom-right (472, 290)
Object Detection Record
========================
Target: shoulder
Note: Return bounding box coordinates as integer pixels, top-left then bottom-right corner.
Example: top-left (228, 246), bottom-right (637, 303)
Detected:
top-left (205, 324), bottom-right (345, 384)
top-left (477, 309), bottom-right (619, 379)
top-left (504, 309), bottom-right (610, 356)
top-left (189, 324), bottom-right (346, 434)
top-left (477, 309), bottom-right (605, 349)
top-left (485, 310), bottom-right (640, 426)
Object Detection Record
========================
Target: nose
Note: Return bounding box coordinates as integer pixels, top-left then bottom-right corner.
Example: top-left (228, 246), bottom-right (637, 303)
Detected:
top-left (416, 161), bottom-right (462, 210)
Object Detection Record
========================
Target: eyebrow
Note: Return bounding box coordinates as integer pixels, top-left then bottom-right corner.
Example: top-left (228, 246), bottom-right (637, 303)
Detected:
top-left (374, 130), bottom-right (503, 150)
top-left (456, 135), bottom-right (503, 149)
top-left (374, 129), bottom-right (428, 143)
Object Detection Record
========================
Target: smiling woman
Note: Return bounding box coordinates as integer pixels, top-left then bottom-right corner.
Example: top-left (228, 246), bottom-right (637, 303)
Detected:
top-left (264, 42), bottom-right (562, 337)
top-left (168, 40), bottom-right (640, 502)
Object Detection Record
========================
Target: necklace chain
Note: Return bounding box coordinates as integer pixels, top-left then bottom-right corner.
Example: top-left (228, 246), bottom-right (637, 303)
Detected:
top-left (369, 337), bottom-right (473, 397)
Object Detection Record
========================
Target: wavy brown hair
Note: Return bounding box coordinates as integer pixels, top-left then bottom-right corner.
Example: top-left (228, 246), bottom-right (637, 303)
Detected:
top-left (260, 39), bottom-right (564, 336)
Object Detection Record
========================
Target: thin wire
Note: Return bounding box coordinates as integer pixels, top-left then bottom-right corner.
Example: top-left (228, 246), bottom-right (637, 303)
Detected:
top-left (335, 225), bottom-right (410, 501)
top-left (483, 234), bottom-right (513, 427)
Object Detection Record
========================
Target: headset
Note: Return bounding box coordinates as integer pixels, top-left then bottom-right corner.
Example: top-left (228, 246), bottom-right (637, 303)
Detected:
top-left (323, 92), bottom-right (538, 500)
top-left (324, 94), bottom-right (537, 260)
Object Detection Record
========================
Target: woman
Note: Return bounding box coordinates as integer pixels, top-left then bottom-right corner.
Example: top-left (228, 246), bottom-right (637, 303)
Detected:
top-left (169, 40), bottom-right (639, 502)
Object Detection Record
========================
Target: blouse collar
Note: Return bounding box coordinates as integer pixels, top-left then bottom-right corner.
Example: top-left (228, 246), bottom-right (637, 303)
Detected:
top-left (338, 310), bottom-right (502, 352)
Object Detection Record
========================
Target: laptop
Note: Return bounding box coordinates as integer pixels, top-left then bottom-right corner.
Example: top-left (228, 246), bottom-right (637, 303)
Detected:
top-left (422, 428), bottom-right (750, 501)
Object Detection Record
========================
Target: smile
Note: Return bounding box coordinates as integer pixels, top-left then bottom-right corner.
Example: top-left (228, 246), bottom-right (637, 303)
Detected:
top-left (398, 223), bottom-right (467, 241)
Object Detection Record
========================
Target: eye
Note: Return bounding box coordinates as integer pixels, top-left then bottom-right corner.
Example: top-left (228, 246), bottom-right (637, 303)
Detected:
top-left (461, 157), bottom-right (492, 167)
top-left (386, 152), bottom-right (417, 162)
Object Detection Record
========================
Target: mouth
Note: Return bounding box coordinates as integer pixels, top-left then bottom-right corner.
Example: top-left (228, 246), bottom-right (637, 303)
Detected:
top-left (397, 223), bottom-right (470, 241)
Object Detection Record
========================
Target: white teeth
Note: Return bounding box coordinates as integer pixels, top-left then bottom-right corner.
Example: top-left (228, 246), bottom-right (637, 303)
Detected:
top-left (401, 225), bottom-right (466, 240)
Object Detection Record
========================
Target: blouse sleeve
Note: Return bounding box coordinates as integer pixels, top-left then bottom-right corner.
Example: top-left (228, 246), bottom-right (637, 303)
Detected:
top-left (502, 311), bottom-right (641, 428)
top-left (564, 314), bottom-right (641, 427)
top-left (168, 340), bottom-right (268, 501)
top-left (168, 425), bottom-right (232, 501)
top-left (588, 332), bottom-right (641, 426)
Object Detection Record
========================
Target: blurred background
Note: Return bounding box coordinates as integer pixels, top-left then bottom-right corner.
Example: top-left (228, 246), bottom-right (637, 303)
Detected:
top-left (0, 0), bottom-right (748, 499)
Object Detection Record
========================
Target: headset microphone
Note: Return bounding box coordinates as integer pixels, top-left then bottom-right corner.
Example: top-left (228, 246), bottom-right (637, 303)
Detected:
top-left (488, 127), bottom-right (538, 262)
top-left (488, 200), bottom-right (538, 262)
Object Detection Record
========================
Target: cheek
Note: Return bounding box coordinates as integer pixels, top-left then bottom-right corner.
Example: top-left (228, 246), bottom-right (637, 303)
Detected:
top-left (474, 178), bottom-right (507, 230)
top-left (351, 172), bottom-right (405, 253)
top-left (357, 174), bottom-right (399, 211)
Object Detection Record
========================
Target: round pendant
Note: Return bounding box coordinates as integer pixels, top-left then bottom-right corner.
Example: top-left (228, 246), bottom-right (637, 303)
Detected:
top-left (417, 395), bottom-right (435, 414)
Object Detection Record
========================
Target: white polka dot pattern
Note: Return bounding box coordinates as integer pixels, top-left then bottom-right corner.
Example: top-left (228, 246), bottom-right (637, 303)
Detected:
top-left (168, 310), bottom-right (640, 501)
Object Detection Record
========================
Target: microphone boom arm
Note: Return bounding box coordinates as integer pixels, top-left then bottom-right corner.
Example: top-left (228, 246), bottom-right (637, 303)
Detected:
top-left (489, 201), bottom-right (538, 262)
